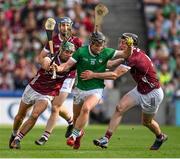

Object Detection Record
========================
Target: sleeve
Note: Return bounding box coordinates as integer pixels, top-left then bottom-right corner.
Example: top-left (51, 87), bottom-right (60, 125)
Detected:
top-left (106, 48), bottom-right (116, 59)
top-left (73, 37), bottom-right (83, 50)
top-left (119, 64), bottom-right (131, 70)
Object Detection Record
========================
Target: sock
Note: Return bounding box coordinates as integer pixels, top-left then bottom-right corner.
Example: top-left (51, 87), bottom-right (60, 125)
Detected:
top-left (12, 130), bottom-right (18, 136)
top-left (42, 131), bottom-right (51, 141)
top-left (105, 130), bottom-right (113, 140)
top-left (15, 132), bottom-right (24, 141)
top-left (71, 128), bottom-right (81, 140)
top-left (66, 117), bottom-right (73, 125)
top-left (156, 133), bottom-right (163, 139)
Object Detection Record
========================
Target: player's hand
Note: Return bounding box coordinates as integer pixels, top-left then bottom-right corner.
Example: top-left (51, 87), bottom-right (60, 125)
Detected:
top-left (126, 37), bottom-right (134, 46)
top-left (56, 63), bottom-right (66, 72)
top-left (80, 70), bottom-right (94, 80)
top-left (49, 63), bottom-right (58, 71)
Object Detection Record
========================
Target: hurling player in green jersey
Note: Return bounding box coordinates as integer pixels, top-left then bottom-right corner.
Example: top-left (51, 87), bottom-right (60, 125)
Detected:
top-left (54, 31), bottom-right (133, 149)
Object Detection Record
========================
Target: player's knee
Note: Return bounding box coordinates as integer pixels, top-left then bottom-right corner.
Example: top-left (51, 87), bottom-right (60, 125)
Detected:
top-left (15, 113), bottom-right (25, 122)
top-left (81, 105), bottom-right (90, 114)
top-left (51, 105), bottom-right (60, 114)
top-left (142, 119), bottom-right (152, 127)
top-left (30, 112), bottom-right (40, 121)
top-left (115, 104), bottom-right (125, 115)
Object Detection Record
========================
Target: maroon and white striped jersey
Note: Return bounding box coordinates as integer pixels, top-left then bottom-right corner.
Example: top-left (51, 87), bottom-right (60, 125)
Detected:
top-left (29, 68), bottom-right (76, 96)
top-left (126, 47), bottom-right (160, 94)
top-left (29, 34), bottom-right (82, 96)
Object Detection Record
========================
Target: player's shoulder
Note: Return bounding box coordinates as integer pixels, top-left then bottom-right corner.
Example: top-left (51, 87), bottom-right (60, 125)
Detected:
top-left (52, 34), bottom-right (59, 40)
top-left (78, 45), bottom-right (88, 51)
top-left (102, 47), bottom-right (116, 57)
top-left (131, 47), bottom-right (149, 63)
top-left (74, 45), bottom-right (88, 54)
top-left (133, 47), bottom-right (145, 54)
top-left (52, 34), bottom-right (61, 44)
top-left (71, 36), bottom-right (81, 42)
top-left (103, 47), bottom-right (115, 53)
top-left (71, 36), bottom-right (83, 48)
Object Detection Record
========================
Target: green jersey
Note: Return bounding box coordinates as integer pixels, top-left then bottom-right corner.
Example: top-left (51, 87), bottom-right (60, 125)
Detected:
top-left (71, 45), bottom-right (116, 90)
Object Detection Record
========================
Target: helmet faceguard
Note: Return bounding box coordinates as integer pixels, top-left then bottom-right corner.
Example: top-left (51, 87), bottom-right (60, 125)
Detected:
top-left (90, 31), bottom-right (106, 44)
top-left (62, 41), bottom-right (75, 52)
top-left (121, 33), bottom-right (138, 46)
top-left (55, 17), bottom-right (73, 37)
top-left (56, 17), bottom-right (73, 27)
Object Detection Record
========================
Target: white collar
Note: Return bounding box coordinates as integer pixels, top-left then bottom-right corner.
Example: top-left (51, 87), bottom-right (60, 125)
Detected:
top-left (58, 34), bottom-right (63, 41)
top-left (58, 34), bottom-right (71, 42)
top-left (88, 45), bottom-right (96, 57)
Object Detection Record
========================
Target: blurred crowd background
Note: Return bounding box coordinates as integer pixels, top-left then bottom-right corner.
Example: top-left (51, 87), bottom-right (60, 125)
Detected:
top-left (0, 0), bottom-right (99, 90)
top-left (144, 0), bottom-right (180, 98)
top-left (0, 0), bottom-right (180, 124)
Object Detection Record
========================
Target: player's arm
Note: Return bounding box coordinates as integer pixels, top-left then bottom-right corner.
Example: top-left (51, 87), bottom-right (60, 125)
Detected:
top-left (107, 58), bottom-right (124, 69)
top-left (56, 49), bottom-right (80, 72)
top-left (37, 49), bottom-right (54, 71)
top-left (56, 58), bottom-right (76, 72)
top-left (80, 64), bottom-right (131, 80)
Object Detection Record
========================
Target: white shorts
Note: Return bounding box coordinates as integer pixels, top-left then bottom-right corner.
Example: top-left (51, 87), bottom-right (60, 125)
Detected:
top-left (127, 86), bottom-right (164, 114)
top-left (60, 78), bottom-right (75, 93)
top-left (73, 87), bottom-right (104, 105)
top-left (22, 85), bottom-right (54, 106)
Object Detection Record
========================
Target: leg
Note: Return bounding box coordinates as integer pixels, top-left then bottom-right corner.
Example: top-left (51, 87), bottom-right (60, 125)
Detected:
top-left (59, 105), bottom-right (74, 138)
top-left (72, 102), bottom-right (83, 149)
top-left (59, 105), bottom-right (72, 121)
top-left (93, 93), bottom-right (136, 148)
top-left (75, 95), bottom-right (100, 130)
top-left (9, 100), bottom-right (31, 148)
top-left (21, 100), bottom-right (48, 135)
top-left (73, 103), bottom-right (83, 126)
top-left (11, 100), bottom-right (48, 149)
top-left (35, 92), bottom-right (68, 145)
top-left (59, 78), bottom-right (75, 137)
top-left (141, 87), bottom-right (166, 150)
top-left (13, 100), bottom-right (32, 132)
top-left (142, 113), bottom-right (168, 150)
top-left (67, 95), bottom-right (99, 148)
top-left (142, 113), bottom-right (161, 136)
top-left (45, 93), bottom-right (68, 133)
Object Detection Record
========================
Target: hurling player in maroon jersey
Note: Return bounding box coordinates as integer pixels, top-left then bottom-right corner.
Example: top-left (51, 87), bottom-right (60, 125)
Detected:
top-left (34, 17), bottom-right (82, 146)
top-left (9, 41), bottom-right (76, 149)
top-left (81, 33), bottom-right (167, 150)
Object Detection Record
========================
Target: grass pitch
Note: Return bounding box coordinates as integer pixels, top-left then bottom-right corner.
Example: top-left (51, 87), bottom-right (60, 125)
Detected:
top-left (0, 125), bottom-right (180, 158)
